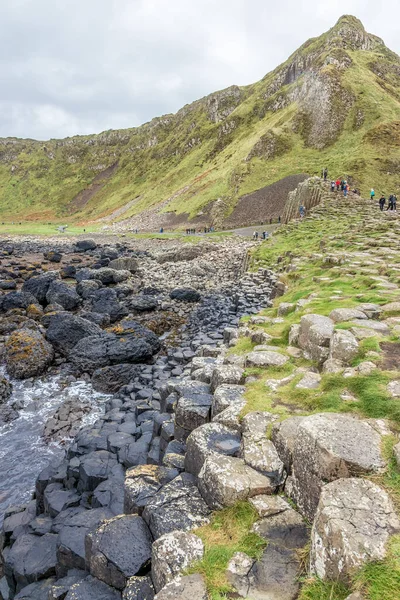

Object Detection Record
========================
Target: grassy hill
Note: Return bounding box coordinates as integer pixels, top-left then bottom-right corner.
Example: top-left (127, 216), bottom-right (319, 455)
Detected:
top-left (1, 15), bottom-right (399, 227)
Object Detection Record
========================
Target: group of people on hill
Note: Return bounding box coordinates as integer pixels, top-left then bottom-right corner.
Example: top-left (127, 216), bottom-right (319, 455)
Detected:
top-left (323, 168), bottom-right (356, 197)
top-left (372, 189), bottom-right (398, 211)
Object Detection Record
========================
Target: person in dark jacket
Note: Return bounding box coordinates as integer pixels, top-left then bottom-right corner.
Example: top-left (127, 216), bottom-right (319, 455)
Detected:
top-left (379, 195), bottom-right (386, 211)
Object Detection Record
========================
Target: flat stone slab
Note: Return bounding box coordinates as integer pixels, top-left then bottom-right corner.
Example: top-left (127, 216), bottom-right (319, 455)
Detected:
top-left (329, 308), bottom-right (367, 323)
top-left (310, 478), bottom-right (400, 581)
top-left (142, 474), bottom-right (211, 539)
top-left (198, 455), bottom-right (274, 510)
top-left (153, 574), bottom-right (207, 600)
top-left (86, 515), bottom-right (153, 590)
top-left (245, 351), bottom-right (289, 368)
top-left (151, 531), bottom-right (204, 592)
top-left (276, 413), bottom-right (386, 520)
top-left (184, 422), bottom-right (241, 477)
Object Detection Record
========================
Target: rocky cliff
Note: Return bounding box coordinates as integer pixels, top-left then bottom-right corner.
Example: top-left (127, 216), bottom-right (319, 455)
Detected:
top-left (1, 15), bottom-right (400, 228)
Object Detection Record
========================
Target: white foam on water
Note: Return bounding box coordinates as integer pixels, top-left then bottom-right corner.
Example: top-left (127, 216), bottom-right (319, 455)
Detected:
top-left (0, 369), bottom-right (110, 521)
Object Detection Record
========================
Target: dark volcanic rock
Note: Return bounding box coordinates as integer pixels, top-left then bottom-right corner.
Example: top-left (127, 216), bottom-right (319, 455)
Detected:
top-left (22, 271), bottom-right (60, 305)
top-left (60, 265), bottom-right (77, 279)
top-left (1, 291), bottom-right (38, 312)
top-left (5, 328), bottom-right (54, 379)
top-left (56, 507), bottom-right (113, 572)
top-left (86, 515), bottom-right (153, 590)
top-left (14, 578), bottom-right (56, 600)
top-left (170, 288), bottom-right (201, 303)
top-left (129, 296), bottom-right (158, 313)
top-left (75, 239), bottom-right (97, 252)
top-left (91, 288), bottom-right (129, 323)
top-left (70, 322), bottom-right (160, 373)
top-left (64, 575), bottom-right (122, 599)
top-left (142, 473), bottom-right (210, 539)
top-left (43, 251), bottom-right (62, 263)
top-left (46, 280), bottom-right (81, 311)
top-left (92, 364), bottom-right (141, 393)
top-left (45, 312), bottom-right (102, 354)
top-left (5, 533), bottom-right (58, 594)
top-left (122, 575), bottom-right (155, 600)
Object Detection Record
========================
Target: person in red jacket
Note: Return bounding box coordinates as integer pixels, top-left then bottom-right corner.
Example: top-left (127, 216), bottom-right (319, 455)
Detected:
top-left (336, 179), bottom-right (341, 191)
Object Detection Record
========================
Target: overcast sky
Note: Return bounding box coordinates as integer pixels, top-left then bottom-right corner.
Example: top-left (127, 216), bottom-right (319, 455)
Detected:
top-left (1, 0), bottom-right (398, 141)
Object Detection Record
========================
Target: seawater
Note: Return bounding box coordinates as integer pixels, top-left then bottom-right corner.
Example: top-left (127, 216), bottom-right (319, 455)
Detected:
top-left (0, 371), bottom-right (110, 523)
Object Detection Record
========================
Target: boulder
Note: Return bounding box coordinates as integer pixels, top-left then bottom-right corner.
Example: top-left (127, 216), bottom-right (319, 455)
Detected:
top-left (298, 314), bottom-right (334, 364)
top-left (109, 257), bottom-right (138, 273)
top-left (310, 478), bottom-right (400, 581)
top-left (245, 351), bottom-right (289, 368)
top-left (86, 515), bottom-right (153, 590)
top-left (142, 473), bottom-right (210, 539)
top-left (76, 280), bottom-right (101, 299)
top-left (153, 574), bottom-right (207, 600)
top-left (46, 280), bottom-right (81, 311)
top-left (2, 291), bottom-right (39, 312)
top-left (70, 323), bottom-right (160, 374)
top-left (56, 507), bottom-right (113, 572)
top-left (198, 455), bottom-right (274, 510)
top-left (129, 296), bottom-right (159, 313)
top-left (169, 288), bottom-right (201, 303)
top-left (91, 288), bottom-right (128, 322)
top-left (329, 330), bottom-right (359, 364)
top-left (271, 417), bottom-right (304, 472)
top-left (5, 328), bottom-right (54, 379)
top-left (92, 267), bottom-right (131, 285)
top-left (75, 239), bottom-right (97, 251)
top-left (280, 413), bottom-right (386, 520)
top-left (329, 308), bottom-right (367, 323)
top-left (78, 451), bottom-right (119, 492)
top-left (123, 576), bottom-right (155, 599)
top-left (22, 271), bottom-right (60, 304)
top-left (43, 483), bottom-right (81, 517)
top-left (47, 571), bottom-right (87, 599)
top-left (13, 579), bottom-right (57, 600)
top-left (151, 531), bottom-right (204, 592)
top-left (239, 412), bottom-right (284, 488)
top-left (60, 265), bottom-right (77, 279)
top-left (184, 423), bottom-right (241, 477)
top-left (5, 533), bottom-right (57, 594)
top-left (92, 364), bottom-right (141, 393)
top-left (175, 393), bottom-right (213, 440)
top-left (124, 465), bottom-right (178, 515)
top-left (210, 365), bottom-right (244, 393)
top-left (45, 312), bottom-right (102, 354)
top-left (43, 251), bottom-right (62, 263)
top-left (65, 575), bottom-right (121, 599)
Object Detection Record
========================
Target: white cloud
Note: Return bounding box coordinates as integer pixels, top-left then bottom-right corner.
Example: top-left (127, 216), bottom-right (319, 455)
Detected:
top-left (0, 0), bottom-right (399, 139)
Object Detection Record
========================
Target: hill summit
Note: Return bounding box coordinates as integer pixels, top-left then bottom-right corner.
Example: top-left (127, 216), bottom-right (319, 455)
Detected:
top-left (1, 15), bottom-right (399, 228)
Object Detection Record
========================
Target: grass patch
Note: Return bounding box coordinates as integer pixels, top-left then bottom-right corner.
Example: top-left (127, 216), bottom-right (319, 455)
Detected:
top-left (298, 578), bottom-right (350, 600)
top-left (355, 535), bottom-right (400, 600)
top-left (188, 501), bottom-right (266, 599)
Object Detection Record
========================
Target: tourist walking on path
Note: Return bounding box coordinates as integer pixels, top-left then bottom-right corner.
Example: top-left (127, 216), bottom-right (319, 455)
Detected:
top-left (336, 179), bottom-right (341, 191)
top-left (330, 181), bottom-right (335, 192)
top-left (343, 182), bottom-right (349, 197)
top-left (387, 195), bottom-right (395, 211)
top-left (379, 195), bottom-right (386, 211)
top-left (370, 188), bottom-right (375, 200)
top-left (394, 195), bottom-right (397, 211)
top-left (323, 168), bottom-right (328, 181)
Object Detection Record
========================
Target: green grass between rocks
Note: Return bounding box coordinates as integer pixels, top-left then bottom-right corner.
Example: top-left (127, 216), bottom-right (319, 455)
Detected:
top-left (187, 502), bottom-right (266, 599)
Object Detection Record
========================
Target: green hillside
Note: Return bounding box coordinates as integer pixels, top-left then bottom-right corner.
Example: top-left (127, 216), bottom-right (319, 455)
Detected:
top-left (1, 15), bottom-right (399, 226)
